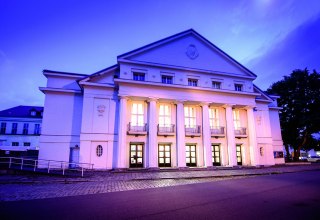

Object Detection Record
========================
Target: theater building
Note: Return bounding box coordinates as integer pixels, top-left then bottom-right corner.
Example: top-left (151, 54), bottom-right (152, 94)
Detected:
top-left (38, 29), bottom-right (285, 169)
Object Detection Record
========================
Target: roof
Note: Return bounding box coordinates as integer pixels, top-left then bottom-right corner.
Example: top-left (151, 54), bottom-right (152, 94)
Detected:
top-left (0, 106), bottom-right (44, 118)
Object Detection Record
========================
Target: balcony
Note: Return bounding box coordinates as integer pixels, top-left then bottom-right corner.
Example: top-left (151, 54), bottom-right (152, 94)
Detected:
top-left (185, 125), bottom-right (201, 137)
top-left (234, 127), bottom-right (247, 138)
top-left (157, 124), bottom-right (175, 136)
top-left (210, 126), bottom-right (225, 137)
top-left (127, 122), bottom-right (147, 135)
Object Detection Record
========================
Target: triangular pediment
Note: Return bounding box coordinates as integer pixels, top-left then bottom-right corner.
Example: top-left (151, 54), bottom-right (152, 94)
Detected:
top-left (118, 29), bottom-right (256, 78)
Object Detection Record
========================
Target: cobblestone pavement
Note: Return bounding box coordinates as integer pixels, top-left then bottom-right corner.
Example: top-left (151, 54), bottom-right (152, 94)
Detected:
top-left (1, 164), bottom-right (320, 202)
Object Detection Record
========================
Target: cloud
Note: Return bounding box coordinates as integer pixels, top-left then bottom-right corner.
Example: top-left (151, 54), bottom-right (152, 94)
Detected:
top-left (246, 13), bottom-right (320, 90)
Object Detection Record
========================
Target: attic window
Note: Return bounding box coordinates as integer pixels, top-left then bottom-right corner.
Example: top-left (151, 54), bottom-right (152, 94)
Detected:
top-left (188, 78), bottom-right (198, 87)
top-left (30, 111), bottom-right (36, 116)
top-left (133, 72), bottom-right (145, 81)
top-left (235, 84), bottom-right (243, 91)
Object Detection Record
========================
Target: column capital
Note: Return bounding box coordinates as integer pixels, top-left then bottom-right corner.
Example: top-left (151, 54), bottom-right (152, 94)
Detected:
top-left (222, 104), bottom-right (235, 108)
top-left (200, 102), bottom-right (210, 107)
top-left (118, 95), bottom-right (129, 100)
top-left (174, 100), bottom-right (187, 105)
top-left (244, 105), bottom-right (257, 110)
top-left (147, 97), bottom-right (158, 102)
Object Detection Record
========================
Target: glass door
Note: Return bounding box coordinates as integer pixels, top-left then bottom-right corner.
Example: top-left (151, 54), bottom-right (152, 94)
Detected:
top-left (212, 144), bottom-right (221, 166)
top-left (186, 145), bottom-right (197, 167)
top-left (130, 144), bottom-right (143, 168)
top-left (158, 144), bottom-right (171, 167)
top-left (236, 144), bottom-right (242, 165)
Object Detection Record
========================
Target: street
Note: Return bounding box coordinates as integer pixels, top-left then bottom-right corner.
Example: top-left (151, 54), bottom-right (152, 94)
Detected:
top-left (1, 170), bottom-right (320, 219)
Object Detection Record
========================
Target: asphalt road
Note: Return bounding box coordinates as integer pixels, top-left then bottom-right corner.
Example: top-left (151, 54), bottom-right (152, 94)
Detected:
top-left (1, 171), bottom-right (320, 220)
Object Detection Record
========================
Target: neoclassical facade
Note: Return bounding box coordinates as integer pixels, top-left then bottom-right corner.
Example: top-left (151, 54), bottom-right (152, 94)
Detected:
top-left (39, 29), bottom-right (285, 169)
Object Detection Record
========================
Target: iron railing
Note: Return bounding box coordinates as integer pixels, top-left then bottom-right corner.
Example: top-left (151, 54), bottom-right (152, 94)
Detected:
top-left (128, 122), bottom-right (147, 132)
top-left (234, 127), bottom-right (247, 135)
top-left (0, 157), bottom-right (94, 177)
top-left (210, 126), bottom-right (225, 135)
top-left (157, 124), bottom-right (175, 133)
top-left (185, 125), bottom-right (201, 134)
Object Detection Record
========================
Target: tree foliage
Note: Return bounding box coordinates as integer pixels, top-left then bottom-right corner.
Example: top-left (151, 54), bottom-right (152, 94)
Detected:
top-left (267, 69), bottom-right (320, 161)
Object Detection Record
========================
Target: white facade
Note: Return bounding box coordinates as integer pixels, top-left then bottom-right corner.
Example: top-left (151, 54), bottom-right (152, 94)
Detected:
top-left (0, 106), bottom-right (43, 152)
top-left (39, 29), bottom-right (285, 169)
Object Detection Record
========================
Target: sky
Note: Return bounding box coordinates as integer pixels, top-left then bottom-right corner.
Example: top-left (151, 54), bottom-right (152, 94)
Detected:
top-left (1, 0), bottom-right (320, 110)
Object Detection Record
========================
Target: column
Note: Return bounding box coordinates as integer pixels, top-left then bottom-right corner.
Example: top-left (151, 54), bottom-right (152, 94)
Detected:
top-left (176, 101), bottom-right (186, 167)
top-left (117, 96), bottom-right (127, 168)
top-left (201, 103), bottom-right (212, 167)
top-left (148, 98), bottom-right (158, 168)
top-left (225, 104), bottom-right (237, 166)
top-left (246, 106), bottom-right (259, 166)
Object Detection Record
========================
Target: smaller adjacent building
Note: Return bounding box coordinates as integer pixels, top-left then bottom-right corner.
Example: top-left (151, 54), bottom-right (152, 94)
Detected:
top-left (0, 106), bottom-right (43, 156)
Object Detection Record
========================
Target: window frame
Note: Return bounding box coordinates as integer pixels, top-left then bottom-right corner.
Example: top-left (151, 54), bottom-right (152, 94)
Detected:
top-left (161, 75), bottom-right (173, 84)
top-left (131, 102), bottom-right (144, 126)
top-left (188, 78), bottom-right (198, 87)
top-left (23, 123), bottom-right (29, 135)
top-left (209, 108), bottom-right (220, 128)
top-left (11, 123), bottom-right (18, 134)
top-left (212, 81), bottom-right (221, 89)
top-left (234, 84), bottom-right (243, 91)
top-left (159, 104), bottom-right (171, 127)
top-left (0, 122), bottom-right (6, 134)
top-left (133, 72), bottom-right (146, 81)
top-left (184, 106), bottom-right (196, 128)
top-left (12, 142), bottom-right (19, 146)
top-left (233, 110), bottom-right (241, 129)
top-left (34, 124), bottom-right (41, 135)
top-left (96, 145), bottom-right (103, 157)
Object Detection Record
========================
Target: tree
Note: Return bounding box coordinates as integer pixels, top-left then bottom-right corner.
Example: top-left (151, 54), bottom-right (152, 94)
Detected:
top-left (267, 69), bottom-right (320, 161)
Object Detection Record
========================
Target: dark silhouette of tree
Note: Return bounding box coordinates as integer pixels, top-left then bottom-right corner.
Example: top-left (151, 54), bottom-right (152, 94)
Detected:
top-left (267, 69), bottom-right (320, 161)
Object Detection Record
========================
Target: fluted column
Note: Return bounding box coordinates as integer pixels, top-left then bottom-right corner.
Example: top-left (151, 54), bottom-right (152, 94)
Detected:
top-left (176, 101), bottom-right (186, 167)
top-left (201, 103), bottom-right (212, 167)
top-left (118, 96), bottom-right (128, 168)
top-left (225, 104), bottom-right (237, 166)
top-left (246, 106), bottom-right (259, 166)
top-left (148, 98), bottom-right (158, 168)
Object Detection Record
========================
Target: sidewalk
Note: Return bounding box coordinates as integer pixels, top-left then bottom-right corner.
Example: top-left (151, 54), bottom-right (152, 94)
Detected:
top-left (1, 164), bottom-right (319, 202)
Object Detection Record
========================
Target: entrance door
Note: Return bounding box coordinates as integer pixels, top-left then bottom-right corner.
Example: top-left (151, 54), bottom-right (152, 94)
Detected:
top-left (186, 145), bottom-right (197, 167)
top-left (130, 144), bottom-right (143, 168)
top-left (212, 144), bottom-right (221, 166)
top-left (69, 147), bottom-right (80, 168)
top-left (158, 144), bottom-right (171, 167)
top-left (236, 144), bottom-right (242, 165)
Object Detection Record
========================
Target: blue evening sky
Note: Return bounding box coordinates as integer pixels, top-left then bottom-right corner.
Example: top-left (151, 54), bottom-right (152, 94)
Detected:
top-left (1, 0), bottom-right (320, 110)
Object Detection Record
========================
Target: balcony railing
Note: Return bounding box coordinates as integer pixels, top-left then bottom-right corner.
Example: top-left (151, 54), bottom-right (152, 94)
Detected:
top-left (210, 126), bottom-right (225, 137)
top-left (185, 125), bottom-right (201, 137)
top-left (234, 127), bottom-right (247, 137)
top-left (157, 124), bottom-right (175, 136)
top-left (127, 122), bottom-right (147, 135)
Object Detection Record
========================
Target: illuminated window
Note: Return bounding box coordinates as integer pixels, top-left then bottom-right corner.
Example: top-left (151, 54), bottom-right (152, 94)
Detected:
top-left (96, 145), bottom-right (103, 157)
top-left (209, 108), bottom-right (219, 128)
top-left (161, 75), bottom-right (173, 84)
top-left (133, 72), bottom-right (145, 81)
top-left (188, 78), bottom-right (198, 87)
top-left (233, 110), bottom-right (240, 129)
top-left (30, 111), bottom-right (36, 116)
top-left (184, 106), bottom-right (196, 128)
top-left (131, 103), bottom-right (144, 126)
top-left (212, 81), bottom-right (221, 89)
top-left (159, 104), bottom-right (171, 127)
top-left (11, 123), bottom-right (18, 134)
top-left (23, 123), bottom-right (29, 135)
top-left (235, 84), bottom-right (243, 91)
